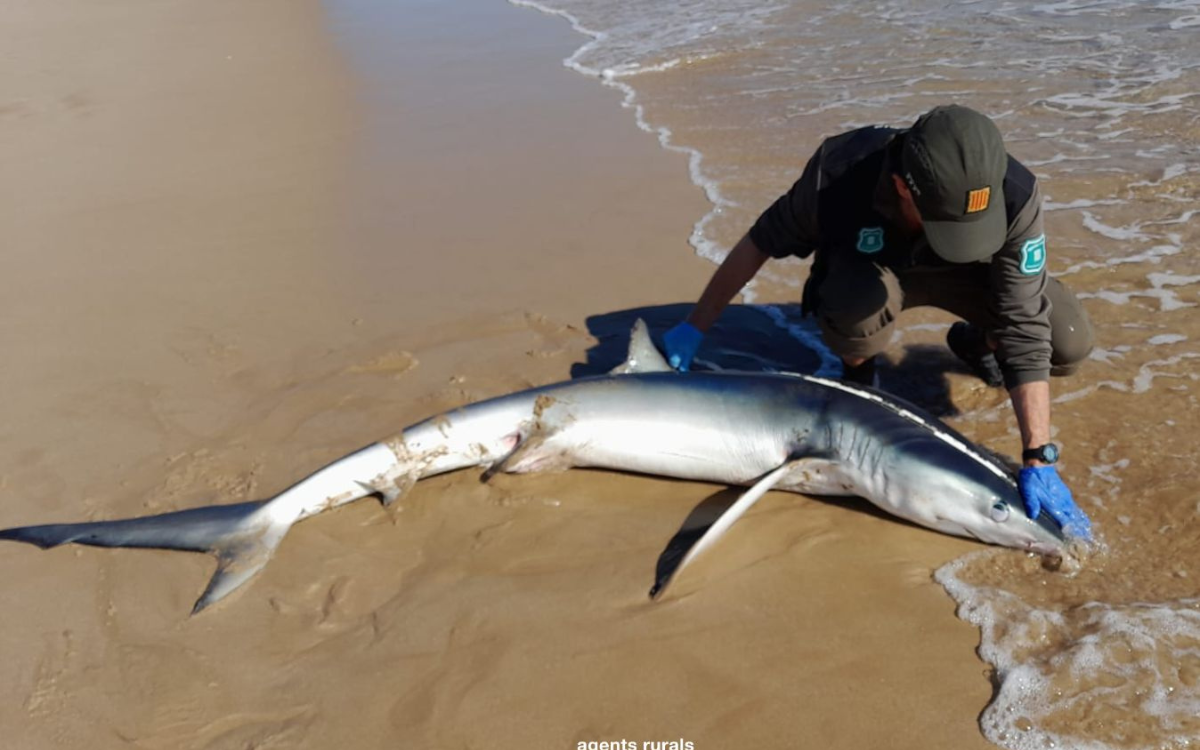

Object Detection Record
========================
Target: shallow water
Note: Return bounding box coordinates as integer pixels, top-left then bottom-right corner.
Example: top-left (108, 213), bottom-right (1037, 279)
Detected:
top-left (511, 1), bottom-right (1200, 747)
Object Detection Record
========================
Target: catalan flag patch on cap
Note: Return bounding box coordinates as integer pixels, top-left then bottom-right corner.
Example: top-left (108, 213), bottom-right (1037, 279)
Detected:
top-left (965, 187), bottom-right (991, 214)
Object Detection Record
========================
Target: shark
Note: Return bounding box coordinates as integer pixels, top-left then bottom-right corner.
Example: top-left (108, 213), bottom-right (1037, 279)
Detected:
top-left (0, 320), bottom-right (1067, 613)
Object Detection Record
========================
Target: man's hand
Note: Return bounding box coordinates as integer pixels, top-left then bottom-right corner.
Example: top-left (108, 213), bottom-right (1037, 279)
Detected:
top-left (663, 322), bottom-right (703, 372)
top-left (1018, 465), bottom-right (1093, 540)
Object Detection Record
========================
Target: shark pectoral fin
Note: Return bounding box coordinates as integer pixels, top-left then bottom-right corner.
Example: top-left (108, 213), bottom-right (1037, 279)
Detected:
top-left (650, 459), bottom-right (800, 600)
top-left (0, 500), bottom-right (296, 616)
top-left (609, 318), bottom-right (673, 375)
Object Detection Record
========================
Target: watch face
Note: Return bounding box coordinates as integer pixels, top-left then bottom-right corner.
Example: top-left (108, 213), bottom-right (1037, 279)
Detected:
top-left (1042, 444), bottom-right (1060, 463)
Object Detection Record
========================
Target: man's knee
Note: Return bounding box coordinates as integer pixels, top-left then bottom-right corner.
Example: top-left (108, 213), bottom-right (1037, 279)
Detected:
top-left (1050, 330), bottom-right (1091, 377)
top-left (818, 314), bottom-right (896, 360)
top-left (1050, 323), bottom-right (1092, 375)
top-left (1048, 278), bottom-right (1094, 376)
top-left (815, 267), bottom-right (901, 359)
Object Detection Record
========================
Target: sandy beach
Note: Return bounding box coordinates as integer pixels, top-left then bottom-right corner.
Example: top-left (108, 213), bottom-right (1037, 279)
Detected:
top-left (7, 1), bottom-right (1179, 749)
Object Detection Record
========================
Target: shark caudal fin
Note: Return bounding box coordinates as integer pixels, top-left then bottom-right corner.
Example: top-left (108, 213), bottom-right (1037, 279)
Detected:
top-left (0, 500), bottom-right (293, 614)
top-left (609, 318), bottom-right (673, 375)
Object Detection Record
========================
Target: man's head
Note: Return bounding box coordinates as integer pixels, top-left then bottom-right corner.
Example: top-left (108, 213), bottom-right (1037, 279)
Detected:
top-left (897, 105), bottom-right (1008, 263)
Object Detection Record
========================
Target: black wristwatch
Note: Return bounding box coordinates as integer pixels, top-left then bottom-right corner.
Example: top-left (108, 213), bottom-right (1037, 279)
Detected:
top-left (1022, 443), bottom-right (1060, 464)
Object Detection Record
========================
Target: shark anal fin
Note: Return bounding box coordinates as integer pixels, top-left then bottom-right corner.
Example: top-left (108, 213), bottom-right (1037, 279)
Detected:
top-left (357, 470), bottom-right (418, 510)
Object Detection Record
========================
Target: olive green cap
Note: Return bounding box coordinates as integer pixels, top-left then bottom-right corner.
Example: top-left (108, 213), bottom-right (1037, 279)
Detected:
top-left (901, 105), bottom-right (1008, 263)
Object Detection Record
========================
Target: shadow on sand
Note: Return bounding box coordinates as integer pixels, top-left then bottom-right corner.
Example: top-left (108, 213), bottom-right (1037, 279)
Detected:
top-left (573, 303), bottom-right (974, 417)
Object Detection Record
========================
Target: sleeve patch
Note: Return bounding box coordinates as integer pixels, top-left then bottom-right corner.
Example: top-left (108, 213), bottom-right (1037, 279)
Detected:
top-left (1019, 235), bottom-right (1047, 275)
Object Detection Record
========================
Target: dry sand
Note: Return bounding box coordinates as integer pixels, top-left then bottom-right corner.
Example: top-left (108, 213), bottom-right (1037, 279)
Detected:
top-left (2, 1), bottom-right (1000, 748)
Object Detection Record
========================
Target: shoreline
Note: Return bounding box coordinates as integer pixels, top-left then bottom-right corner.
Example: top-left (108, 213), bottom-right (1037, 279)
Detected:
top-left (508, 0), bottom-right (736, 266)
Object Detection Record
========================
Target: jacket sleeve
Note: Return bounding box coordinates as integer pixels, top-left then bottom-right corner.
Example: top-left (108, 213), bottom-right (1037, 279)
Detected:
top-left (989, 180), bottom-right (1053, 388)
top-left (749, 144), bottom-right (822, 259)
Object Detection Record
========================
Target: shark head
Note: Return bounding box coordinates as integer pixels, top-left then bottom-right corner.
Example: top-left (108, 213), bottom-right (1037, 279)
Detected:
top-left (880, 433), bottom-right (1067, 555)
top-left (797, 373), bottom-right (1070, 555)
top-left (612, 323), bottom-right (1070, 556)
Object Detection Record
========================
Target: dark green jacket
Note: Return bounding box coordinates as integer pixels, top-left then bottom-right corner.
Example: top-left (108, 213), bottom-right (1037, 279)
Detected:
top-left (749, 126), bottom-right (1051, 386)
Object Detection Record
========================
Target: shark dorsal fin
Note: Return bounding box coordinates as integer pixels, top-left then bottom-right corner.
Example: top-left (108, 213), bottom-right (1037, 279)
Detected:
top-left (609, 318), bottom-right (673, 375)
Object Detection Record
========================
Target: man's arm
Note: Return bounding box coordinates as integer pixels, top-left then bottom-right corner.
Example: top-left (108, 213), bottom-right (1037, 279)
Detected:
top-left (1010, 379), bottom-right (1093, 539)
top-left (665, 145), bottom-right (822, 370)
top-left (1009, 380), bottom-right (1052, 461)
top-left (989, 168), bottom-right (1052, 388)
top-left (689, 140), bottom-right (824, 332)
top-left (685, 234), bottom-right (770, 332)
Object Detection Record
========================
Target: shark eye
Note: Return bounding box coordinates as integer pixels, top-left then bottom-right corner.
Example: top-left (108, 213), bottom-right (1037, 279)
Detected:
top-left (990, 502), bottom-right (1010, 523)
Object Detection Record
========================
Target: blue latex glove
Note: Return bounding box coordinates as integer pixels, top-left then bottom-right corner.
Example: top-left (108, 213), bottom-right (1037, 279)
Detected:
top-left (663, 322), bottom-right (703, 372)
top-left (1018, 465), bottom-right (1093, 540)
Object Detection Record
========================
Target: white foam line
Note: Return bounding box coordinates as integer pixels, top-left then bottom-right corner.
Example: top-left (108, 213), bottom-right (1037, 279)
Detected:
top-left (1089, 458), bottom-right (1129, 488)
top-left (752, 304), bottom-right (842, 378)
top-left (1150, 272), bottom-right (1200, 288)
top-left (1059, 243), bottom-right (1181, 275)
top-left (784, 91), bottom-right (916, 118)
top-left (1144, 209), bottom-right (1200, 227)
top-left (600, 58), bottom-right (683, 78)
top-left (1033, 0), bottom-right (1120, 16)
top-left (940, 550), bottom-right (1200, 749)
top-left (508, 0), bottom-right (734, 267)
top-left (1053, 384), bottom-right (1099, 404)
top-left (1132, 356), bottom-right (1197, 395)
top-left (1087, 353), bottom-right (1200, 396)
top-left (1044, 197), bottom-right (1124, 211)
top-left (890, 57), bottom-right (995, 71)
top-left (1078, 287), bottom-right (1195, 312)
top-left (1164, 163), bottom-right (1189, 180)
top-left (1129, 163), bottom-right (1193, 190)
top-left (1088, 346), bottom-right (1129, 365)
top-left (1040, 91), bottom-right (1196, 117)
top-left (1080, 211), bottom-right (1150, 242)
top-left (1024, 153), bottom-right (1109, 167)
top-left (1148, 334), bottom-right (1187, 346)
top-left (1084, 453), bottom-right (1128, 509)
top-left (1060, 350), bottom-right (1200, 402)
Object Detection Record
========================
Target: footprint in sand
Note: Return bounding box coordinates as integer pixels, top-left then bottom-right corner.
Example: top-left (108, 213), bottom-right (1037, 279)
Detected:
top-left (344, 350), bottom-right (419, 379)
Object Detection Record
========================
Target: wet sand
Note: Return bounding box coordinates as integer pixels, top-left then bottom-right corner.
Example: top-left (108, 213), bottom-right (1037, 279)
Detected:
top-left (1, 1), bottom-right (1007, 748)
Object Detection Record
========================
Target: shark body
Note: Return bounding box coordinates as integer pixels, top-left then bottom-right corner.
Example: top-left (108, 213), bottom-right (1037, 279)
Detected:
top-left (0, 321), bottom-right (1063, 612)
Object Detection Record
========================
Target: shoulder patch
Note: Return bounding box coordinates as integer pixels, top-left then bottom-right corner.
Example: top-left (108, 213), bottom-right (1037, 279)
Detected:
top-left (1019, 235), bottom-right (1046, 275)
top-left (857, 227), bottom-right (885, 254)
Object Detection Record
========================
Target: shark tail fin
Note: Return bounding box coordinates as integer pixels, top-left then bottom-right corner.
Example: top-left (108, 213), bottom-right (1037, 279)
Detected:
top-left (609, 318), bottom-right (673, 375)
top-left (0, 500), bottom-right (293, 615)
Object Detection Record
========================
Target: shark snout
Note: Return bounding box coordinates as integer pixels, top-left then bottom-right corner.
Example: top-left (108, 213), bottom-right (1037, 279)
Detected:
top-left (929, 495), bottom-right (1065, 555)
